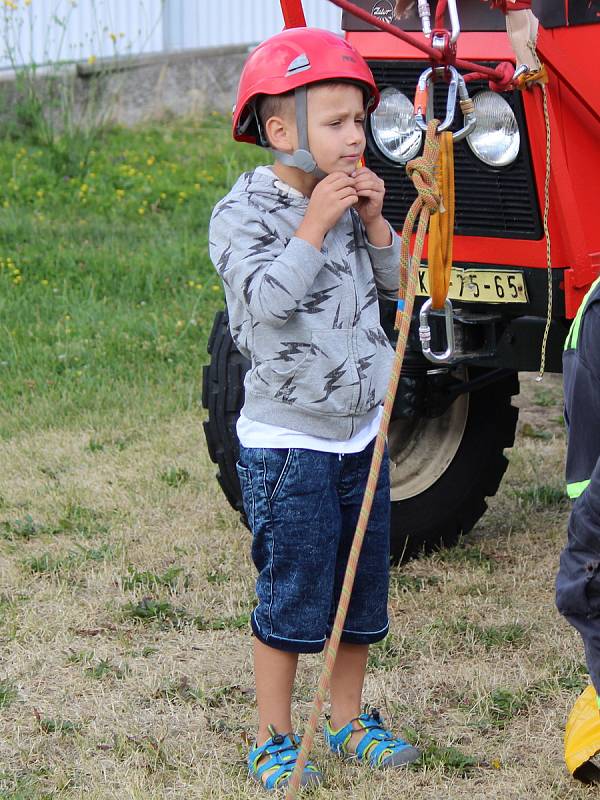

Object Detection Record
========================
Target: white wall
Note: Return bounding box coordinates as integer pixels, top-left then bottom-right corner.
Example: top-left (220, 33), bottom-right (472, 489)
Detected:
top-left (163, 0), bottom-right (341, 50)
top-left (0, 0), bottom-right (342, 70)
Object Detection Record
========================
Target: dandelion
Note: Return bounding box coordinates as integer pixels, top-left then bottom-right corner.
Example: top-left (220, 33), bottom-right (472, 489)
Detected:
top-left (41, 279), bottom-right (49, 286)
top-left (147, 156), bottom-right (155, 166)
top-left (87, 54), bottom-right (97, 65)
top-left (194, 183), bottom-right (201, 191)
top-left (187, 280), bottom-right (195, 287)
top-left (138, 207), bottom-right (145, 215)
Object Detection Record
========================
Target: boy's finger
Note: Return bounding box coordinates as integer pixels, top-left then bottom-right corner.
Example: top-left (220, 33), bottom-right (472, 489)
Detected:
top-left (356, 188), bottom-right (382, 199)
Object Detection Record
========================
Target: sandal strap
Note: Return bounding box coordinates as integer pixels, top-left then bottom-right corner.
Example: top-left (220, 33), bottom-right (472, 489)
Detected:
top-left (248, 730), bottom-right (320, 790)
top-left (326, 709), bottom-right (413, 767)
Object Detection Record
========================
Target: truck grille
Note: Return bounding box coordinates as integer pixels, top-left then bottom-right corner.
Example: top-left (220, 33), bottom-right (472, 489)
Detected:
top-left (365, 61), bottom-right (542, 240)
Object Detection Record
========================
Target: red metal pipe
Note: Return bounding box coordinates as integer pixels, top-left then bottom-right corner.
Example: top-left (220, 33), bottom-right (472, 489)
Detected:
top-left (323, 0), bottom-right (507, 81)
top-left (279, 0), bottom-right (307, 28)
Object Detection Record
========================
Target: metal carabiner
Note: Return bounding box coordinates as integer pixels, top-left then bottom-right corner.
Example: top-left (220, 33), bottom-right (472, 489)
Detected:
top-left (414, 65), bottom-right (458, 133)
top-left (414, 65), bottom-right (476, 142)
top-left (452, 71), bottom-right (477, 142)
top-left (419, 298), bottom-right (456, 364)
top-left (446, 0), bottom-right (461, 44)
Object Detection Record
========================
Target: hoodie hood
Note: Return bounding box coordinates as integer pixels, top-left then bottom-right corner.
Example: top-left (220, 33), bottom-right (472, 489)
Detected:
top-left (228, 166), bottom-right (309, 211)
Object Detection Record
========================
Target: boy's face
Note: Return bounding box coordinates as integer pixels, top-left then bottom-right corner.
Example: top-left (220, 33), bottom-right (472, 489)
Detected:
top-left (301, 83), bottom-right (367, 176)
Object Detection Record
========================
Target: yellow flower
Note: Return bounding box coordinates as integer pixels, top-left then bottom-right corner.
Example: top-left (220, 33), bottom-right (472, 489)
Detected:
top-left (138, 207), bottom-right (145, 215)
top-left (146, 155), bottom-right (155, 166)
top-left (87, 54), bottom-right (97, 65)
top-left (109, 32), bottom-right (117, 43)
top-left (41, 279), bottom-right (49, 286)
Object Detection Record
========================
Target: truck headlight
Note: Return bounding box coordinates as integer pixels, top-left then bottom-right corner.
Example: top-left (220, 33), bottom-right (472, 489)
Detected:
top-left (370, 87), bottom-right (423, 164)
top-left (466, 91), bottom-right (520, 167)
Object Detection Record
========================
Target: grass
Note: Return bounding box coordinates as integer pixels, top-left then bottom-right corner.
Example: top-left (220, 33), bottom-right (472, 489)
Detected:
top-left (0, 115), bottom-right (264, 437)
top-left (0, 116), bottom-right (589, 798)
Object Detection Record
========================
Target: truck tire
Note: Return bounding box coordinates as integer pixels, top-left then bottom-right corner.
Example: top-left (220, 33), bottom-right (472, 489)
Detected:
top-left (387, 367), bottom-right (519, 561)
top-left (201, 310), bottom-right (519, 562)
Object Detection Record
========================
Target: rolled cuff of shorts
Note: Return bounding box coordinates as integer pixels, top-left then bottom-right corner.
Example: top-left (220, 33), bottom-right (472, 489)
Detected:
top-left (251, 611), bottom-right (326, 654)
top-left (332, 621), bottom-right (390, 647)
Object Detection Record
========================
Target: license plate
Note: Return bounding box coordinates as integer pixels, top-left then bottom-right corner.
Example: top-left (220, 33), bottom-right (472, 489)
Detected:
top-left (416, 267), bottom-right (529, 304)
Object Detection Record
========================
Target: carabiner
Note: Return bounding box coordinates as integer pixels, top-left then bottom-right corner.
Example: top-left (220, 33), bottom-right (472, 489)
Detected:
top-left (452, 72), bottom-right (477, 142)
top-left (414, 65), bottom-right (458, 133)
top-left (414, 65), bottom-right (476, 142)
top-left (446, 0), bottom-right (460, 44)
top-left (419, 298), bottom-right (456, 364)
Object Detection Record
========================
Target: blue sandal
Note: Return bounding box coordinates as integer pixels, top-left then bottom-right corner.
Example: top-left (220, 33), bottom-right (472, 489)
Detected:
top-left (248, 725), bottom-right (323, 791)
top-left (324, 708), bottom-right (421, 768)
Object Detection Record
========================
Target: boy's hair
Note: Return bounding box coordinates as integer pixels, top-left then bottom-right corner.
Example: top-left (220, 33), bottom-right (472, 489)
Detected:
top-left (256, 81), bottom-right (368, 145)
top-left (256, 90), bottom-right (295, 133)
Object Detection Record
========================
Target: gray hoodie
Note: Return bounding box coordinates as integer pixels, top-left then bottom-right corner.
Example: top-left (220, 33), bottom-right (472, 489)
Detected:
top-left (209, 167), bottom-right (400, 439)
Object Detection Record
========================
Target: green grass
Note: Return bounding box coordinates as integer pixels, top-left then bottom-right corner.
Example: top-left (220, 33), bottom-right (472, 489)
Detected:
top-left (0, 116), bottom-right (264, 437)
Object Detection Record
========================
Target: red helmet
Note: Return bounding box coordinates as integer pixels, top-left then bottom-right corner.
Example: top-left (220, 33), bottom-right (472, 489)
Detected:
top-left (233, 27), bottom-right (380, 146)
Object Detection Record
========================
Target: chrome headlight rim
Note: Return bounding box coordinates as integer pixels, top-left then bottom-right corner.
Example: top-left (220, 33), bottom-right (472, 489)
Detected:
top-left (369, 86), bottom-right (423, 165)
top-left (466, 90), bottom-right (521, 168)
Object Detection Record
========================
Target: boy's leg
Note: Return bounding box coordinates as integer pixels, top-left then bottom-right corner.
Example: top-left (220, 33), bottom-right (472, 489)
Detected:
top-left (329, 640), bottom-right (369, 751)
top-left (254, 637), bottom-right (298, 744)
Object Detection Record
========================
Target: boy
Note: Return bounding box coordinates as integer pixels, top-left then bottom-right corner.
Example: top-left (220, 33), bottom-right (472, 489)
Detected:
top-left (209, 27), bottom-right (421, 791)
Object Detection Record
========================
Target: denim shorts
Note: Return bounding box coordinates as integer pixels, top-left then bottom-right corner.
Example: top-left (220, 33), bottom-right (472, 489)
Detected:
top-left (236, 441), bottom-right (390, 653)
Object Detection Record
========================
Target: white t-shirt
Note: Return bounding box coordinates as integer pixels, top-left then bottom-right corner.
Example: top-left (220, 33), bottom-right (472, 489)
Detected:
top-left (236, 405), bottom-right (383, 454)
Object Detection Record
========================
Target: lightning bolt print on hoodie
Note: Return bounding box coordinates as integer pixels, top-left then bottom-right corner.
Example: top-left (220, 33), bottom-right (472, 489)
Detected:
top-left (209, 167), bottom-right (400, 440)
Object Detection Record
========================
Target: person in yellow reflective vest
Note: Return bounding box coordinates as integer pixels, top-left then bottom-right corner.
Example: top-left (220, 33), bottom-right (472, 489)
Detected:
top-left (555, 276), bottom-right (600, 777)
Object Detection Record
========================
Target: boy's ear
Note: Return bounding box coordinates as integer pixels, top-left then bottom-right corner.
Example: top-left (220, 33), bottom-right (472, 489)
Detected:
top-left (264, 115), bottom-right (295, 153)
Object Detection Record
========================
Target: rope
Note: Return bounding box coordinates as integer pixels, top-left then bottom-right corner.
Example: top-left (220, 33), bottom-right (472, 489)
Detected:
top-left (284, 120), bottom-right (441, 800)
top-left (524, 42), bottom-right (552, 382)
top-left (427, 131), bottom-right (454, 310)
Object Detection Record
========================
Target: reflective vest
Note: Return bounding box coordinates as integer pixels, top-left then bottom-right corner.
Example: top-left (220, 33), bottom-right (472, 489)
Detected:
top-left (563, 277), bottom-right (600, 499)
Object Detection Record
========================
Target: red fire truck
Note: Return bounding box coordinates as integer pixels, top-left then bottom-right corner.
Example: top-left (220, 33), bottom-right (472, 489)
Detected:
top-left (202, 0), bottom-right (600, 561)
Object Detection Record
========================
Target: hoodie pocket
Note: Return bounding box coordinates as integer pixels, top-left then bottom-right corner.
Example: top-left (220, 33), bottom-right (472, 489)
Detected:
top-left (353, 325), bottom-right (395, 412)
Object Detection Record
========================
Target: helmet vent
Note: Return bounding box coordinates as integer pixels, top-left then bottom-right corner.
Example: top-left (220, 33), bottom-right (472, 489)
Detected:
top-left (286, 54), bottom-right (311, 76)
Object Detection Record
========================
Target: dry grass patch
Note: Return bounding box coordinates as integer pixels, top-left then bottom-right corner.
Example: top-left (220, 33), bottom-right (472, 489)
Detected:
top-left (0, 374), bottom-right (595, 799)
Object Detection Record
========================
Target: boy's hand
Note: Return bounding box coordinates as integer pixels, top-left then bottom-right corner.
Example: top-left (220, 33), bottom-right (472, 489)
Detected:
top-left (352, 166), bottom-right (392, 247)
top-left (296, 172), bottom-right (358, 250)
top-left (352, 166), bottom-right (385, 226)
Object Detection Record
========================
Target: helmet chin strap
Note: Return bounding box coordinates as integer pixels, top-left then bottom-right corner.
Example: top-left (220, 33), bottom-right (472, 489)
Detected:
top-left (271, 86), bottom-right (327, 180)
